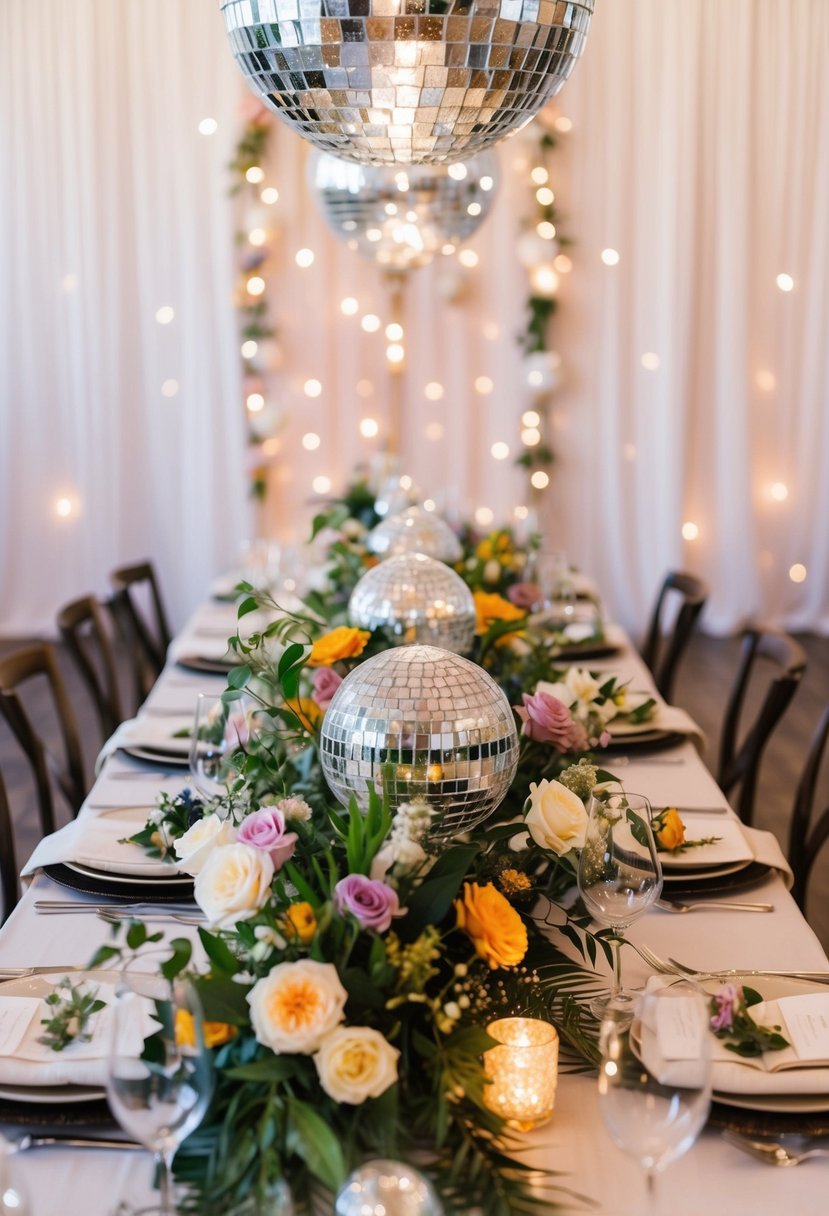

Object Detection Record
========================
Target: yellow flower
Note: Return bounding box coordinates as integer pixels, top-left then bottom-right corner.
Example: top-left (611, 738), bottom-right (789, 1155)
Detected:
top-left (281, 901), bottom-right (317, 944)
top-left (473, 592), bottom-right (527, 636)
top-left (308, 626), bottom-right (371, 667)
top-left (655, 808), bottom-right (686, 851)
top-left (476, 538), bottom-right (495, 560)
top-left (284, 696), bottom-right (324, 733)
top-left (175, 1009), bottom-right (238, 1049)
top-left (497, 868), bottom-right (532, 895)
top-left (454, 882), bottom-right (528, 969)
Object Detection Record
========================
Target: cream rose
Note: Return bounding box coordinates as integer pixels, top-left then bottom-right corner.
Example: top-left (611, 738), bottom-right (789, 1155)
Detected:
top-left (194, 842), bottom-right (274, 927)
top-left (247, 960), bottom-right (347, 1055)
top-left (173, 814), bottom-right (237, 876)
top-left (525, 779), bottom-right (588, 856)
top-left (314, 1026), bottom-right (399, 1104)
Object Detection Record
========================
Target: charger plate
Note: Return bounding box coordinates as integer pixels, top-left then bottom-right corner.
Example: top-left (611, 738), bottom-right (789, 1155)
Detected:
top-left (44, 863), bottom-right (194, 902)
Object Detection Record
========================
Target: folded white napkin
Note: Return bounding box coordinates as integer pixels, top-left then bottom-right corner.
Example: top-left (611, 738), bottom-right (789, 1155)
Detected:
top-left (21, 808), bottom-right (179, 879)
top-left (0, 981), bottom-right (147, 1088)
top-left (638, 978), bottom-right (829, 1096)
top-left (608, 704), bottom-right (706, 751)
top-left (84, 770), bottom-right (190, 811)
top-left (743, 826), bottom-right (794, 889)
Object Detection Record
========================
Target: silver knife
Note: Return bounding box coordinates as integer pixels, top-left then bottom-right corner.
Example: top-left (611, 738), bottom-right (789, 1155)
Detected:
top-left (15, 1135), bottom-right (144, 1152)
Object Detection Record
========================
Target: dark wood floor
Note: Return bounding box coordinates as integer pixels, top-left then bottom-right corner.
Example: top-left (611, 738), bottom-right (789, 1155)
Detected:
top-left (1, 632), bottom-right (827, 947)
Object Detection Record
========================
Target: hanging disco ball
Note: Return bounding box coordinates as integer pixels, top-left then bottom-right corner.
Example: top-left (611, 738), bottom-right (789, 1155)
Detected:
top-left (320, 644), bottom-right (519, 835)
top-left (221, 0), bottom-right (595, 167)
top-left (368, 506), bottom-right (462, 563)
top-left (349, 552), bottom-right (476, 653)
top-left (309, 150), bottom-right (499, 271)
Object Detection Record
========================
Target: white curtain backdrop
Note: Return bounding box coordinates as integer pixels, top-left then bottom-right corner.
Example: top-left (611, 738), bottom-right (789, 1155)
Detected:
top-left (1, 0), bottom-right (828, 637)
top-left (0, 0), bottom-right (249, 633)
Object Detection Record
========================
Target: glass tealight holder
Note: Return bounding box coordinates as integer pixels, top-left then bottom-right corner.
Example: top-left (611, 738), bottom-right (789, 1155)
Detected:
top-left (483, 1017), bottom-right (559, 1131)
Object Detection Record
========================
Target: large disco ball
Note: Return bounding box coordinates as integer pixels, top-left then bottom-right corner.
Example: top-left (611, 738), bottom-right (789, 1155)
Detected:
top-left (349, 552), bottom-right (476, 653)
top-left (368, 506), bottom-right (462, 563)
top-left (320, 644), bottom-right (519, 835)
top-left (309, 150), bottom-right (499, 271)
top-left (336, 1161), bottom-right (442, 1216)
top-left (221, 0), bottom-right (595, 166)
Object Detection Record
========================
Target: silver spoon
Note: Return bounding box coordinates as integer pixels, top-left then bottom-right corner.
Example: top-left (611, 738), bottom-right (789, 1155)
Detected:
top-left (723, 1130), bottom-right (829, 1166)
top-left (656, 899), bottom-right (774, 914)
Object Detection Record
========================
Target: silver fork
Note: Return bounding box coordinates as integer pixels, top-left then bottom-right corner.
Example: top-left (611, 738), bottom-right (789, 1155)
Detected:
top-left (622, 942), bottom-right (677, 974)
top-left (666, 956), bottom-right (829, 984)
top-left (723, 1131), bottom-right (829, 1166)
top-left (656, 899), bottom-right (774, 914)
top-left (97, 910), bottom-right (204, 927)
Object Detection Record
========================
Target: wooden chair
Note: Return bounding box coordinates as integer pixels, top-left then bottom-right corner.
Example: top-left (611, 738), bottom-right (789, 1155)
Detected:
top-left (0, 768), bottom-right (20, 924)
top-left (717, 628), bottom-right (807, 827)
top-left (57, 594), bottom-right (125, 740)
top-left (641, 571), bottom-right (709, 703)
top-left (788, 702), bottom-right (829, 912)
top-left (110, 560), bottom-right (172, 705)
top-left (0, 643), bottom-right (86, 837)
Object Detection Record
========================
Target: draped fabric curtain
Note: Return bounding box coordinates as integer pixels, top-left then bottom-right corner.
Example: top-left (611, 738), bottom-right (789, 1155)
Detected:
top-left (1, 0), bottom-right (828, 637)
top-left (0, 0), bottom-right (248, 633)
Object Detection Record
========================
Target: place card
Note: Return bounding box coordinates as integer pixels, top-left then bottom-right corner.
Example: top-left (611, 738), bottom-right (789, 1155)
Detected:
top-left (0, 997), bottom-right (41, 1056)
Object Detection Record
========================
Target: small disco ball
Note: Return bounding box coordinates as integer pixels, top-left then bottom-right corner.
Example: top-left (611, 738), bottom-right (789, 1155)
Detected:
top-left (320, 644), bottom-right (518, 836)
top-left (309, 150), bottom-right (499, 271)
top-left (336, 1160), bottom-right (442, 1216)
top-left (349, 552), bottom-right (476, 654)
top-left (368, 506), bottom-right (462, 564)
top-left (221, 0), bottom-right (594, 166)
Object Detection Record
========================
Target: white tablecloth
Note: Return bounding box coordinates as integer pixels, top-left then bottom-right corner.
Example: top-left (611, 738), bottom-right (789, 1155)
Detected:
top-left (4, 598), bottom-right (828, 1215)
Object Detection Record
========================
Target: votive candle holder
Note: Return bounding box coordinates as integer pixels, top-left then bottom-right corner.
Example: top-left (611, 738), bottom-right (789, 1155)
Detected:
top-left (484, 1017), bottom-right (559, 1131)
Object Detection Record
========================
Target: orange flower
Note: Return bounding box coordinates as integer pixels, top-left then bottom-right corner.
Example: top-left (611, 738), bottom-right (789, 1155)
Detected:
top-left (655, 808), bottom-right (686, 851)
top-left (281, 901), bottom-right (318, 944)
top-left (308, 626), bottom-right (371, 667)
top-left (283, 696), bottom-right (324, 733)
top-left (175, 1009), bottom-right (237, 1049)
top-left (473, 592), bottom-right (527, 636)
top-left (454, 882), bottom-right (528, 969)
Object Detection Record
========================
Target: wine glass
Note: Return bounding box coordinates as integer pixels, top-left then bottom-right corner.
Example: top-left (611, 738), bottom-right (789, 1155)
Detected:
top-left (577, 790), bottom-right (663, 1020)
top-left (107, 953), bottom-right (214, 1215)
top-left (598, 982), bottom-right (712, 1213)
top-left (535, 549), bottom-right (576, 622)
top-left (189, 694), bottom-right (252, 800)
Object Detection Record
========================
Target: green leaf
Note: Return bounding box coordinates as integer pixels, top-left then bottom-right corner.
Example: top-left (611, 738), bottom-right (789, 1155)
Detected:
top-left (195, 975), bottom-right (250, 1025)
top-left (224, 1057), bottom-right (301, 1083)
top-left (237, 596), bottom-right (260, 619)
top-left (226, 664), bottom-right (252, 690)
top-left (285, 1096), bottom-right (346, 1191)
top-left (198, 928), bottom-right (242, 976)
top-left (401, 844), bottom-right (480, 937)
top-left (278, 641), bottom-right (307, 679)
top-left (161, 938), bottom-right (193, 981)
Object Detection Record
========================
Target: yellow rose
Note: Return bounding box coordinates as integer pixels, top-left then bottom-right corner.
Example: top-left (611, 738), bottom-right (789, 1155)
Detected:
top-left (281, 901), bottom-right (317, 944)
top-left (473, 592), bottom-right (527, 636)
top-left (247, 960), bottom-right (347, 1054)
top-left (655, 808), bottom-right (686, 851)
top-left (476, 538), bottom-right (495, 560)
top-left (454, 882), bottom-right (528, 969)
top-left (314, 1025), bottom-right (399, 1104)
top-left (176, 1009), bottom-right (238, 1049)
top-left (308, 626), bottom-right (371, 667)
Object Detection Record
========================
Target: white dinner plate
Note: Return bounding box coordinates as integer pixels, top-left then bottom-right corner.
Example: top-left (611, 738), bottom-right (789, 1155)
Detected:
top-left (658, 816), bottom-right (755, 870)
top-left (0, 969), bottom-right (119, 1104)
top-left (63, 860), bottom-right (191, 888)
top-left (662, 859), bottom-right (752, 883)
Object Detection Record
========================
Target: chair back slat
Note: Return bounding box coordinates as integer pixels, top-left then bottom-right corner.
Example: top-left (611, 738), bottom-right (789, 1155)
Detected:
top-left (641, 571), bottom-right (708, 703)
top-left (788, 702), bottom-right (829, 910)
top-left (0, 770), bottom-right (19, 924)
top-left (110, 561), bottom-right (172, 705)
top-left (58, 594), bottom-right (124, 740)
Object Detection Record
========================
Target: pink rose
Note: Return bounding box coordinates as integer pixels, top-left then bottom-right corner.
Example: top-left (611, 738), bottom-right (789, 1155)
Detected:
top-left (507, 582), bottom-right (542, 612)
top-left (514, 691), bottom-right (583, 752)
top-left (333, 874), bottom-right (404, 934)
top-left (311, 666), bottom-right (343, 710)
top-left (236, 808), bottom-right (297, 870)
top-left (710, 983), bottom-right (740, 1031)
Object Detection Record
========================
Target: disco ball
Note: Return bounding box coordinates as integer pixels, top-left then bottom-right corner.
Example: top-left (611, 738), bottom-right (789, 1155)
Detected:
top-left (368, 507), bottom-right (462, 563)
top-left (320, 644), bottom-right (519, 835)
top-left (221, 0), bottom-right (595, 167)
top-left (309, 150), bottom-right (499, 271)
top-left (336, 1161), bottom-right (442, 1216)
top-left (349, 552), bottom-right (476, 653)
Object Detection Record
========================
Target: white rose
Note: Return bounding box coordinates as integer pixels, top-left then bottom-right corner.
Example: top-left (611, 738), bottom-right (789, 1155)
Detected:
top-left (370, 838), bottom-right (429, 883)
top-left (173, 814), bottom-right (236, 876)
top-left (525, 779), bottom-right (588, 856)
top-left (314, 1026), bottom-right (399, 1104)
top-left (247, 960), bottom-right (347, 1055)
top-left (194, 842), bottom-right (274, 927)
top-left (483, 559), bottom-right (502, 584)
top-left (564, 667), bottom-right (601, 705)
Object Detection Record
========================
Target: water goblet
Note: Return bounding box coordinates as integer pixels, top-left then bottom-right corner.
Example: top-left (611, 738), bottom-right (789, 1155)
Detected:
top-left (107, 954), bottom-right (214, 1215)
top-left (189, 693), bottom-right (252, 800)
top-left (577, 790), bottom-right (663, 1020)
top-left (535, 549), bottom-right (576, 622)
top-left (598, 981), bottom-right (712, 1214)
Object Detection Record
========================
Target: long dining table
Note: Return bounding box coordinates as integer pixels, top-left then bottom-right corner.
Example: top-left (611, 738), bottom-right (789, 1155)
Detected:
top-left (2, 592), bottom-right (828, 1215)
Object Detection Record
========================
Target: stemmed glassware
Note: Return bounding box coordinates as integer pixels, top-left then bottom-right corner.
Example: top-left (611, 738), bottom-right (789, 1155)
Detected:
top-left (107, 954), bottom-right (214, 1215)
top-left (577, 789), bottom-right (663, 1020)
top-left (598, 981), bottom-right (712, 1213)
top-left (189, 693), bottom-right (253, 801)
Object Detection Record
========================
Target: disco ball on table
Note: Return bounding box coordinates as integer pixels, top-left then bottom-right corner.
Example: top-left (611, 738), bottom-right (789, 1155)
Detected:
top-left (320, 644), bottom-right (519, 836)
top-left (367, 506), bottom-right (462, 563)
top-left (349, 552), bottom-right (476, 653)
